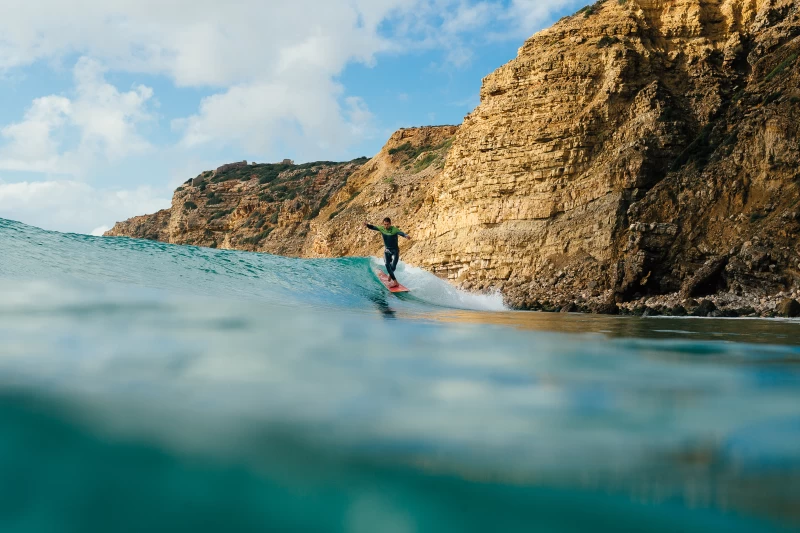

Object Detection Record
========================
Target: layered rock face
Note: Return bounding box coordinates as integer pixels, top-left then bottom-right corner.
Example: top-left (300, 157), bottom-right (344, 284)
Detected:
top-left (108, 0), bottom-right (800, 314)
top-left (398, 0), bottom-right (800, 310)
top-left (107, 209), bottom-right (171, 242)
top-left (303, 126), bottom-right (459, 258)
top-left (106, 159), bottom-right (368, 256)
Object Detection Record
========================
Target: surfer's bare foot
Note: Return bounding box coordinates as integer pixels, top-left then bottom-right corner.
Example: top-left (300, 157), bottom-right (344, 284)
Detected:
top-left (389, 280), bottom-right (399, 288)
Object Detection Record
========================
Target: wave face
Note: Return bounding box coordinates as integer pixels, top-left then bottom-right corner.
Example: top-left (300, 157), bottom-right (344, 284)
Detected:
top-left (0, 218), bottom-right (504, 313)
top-left (1, 217), bottom-right (800, 533)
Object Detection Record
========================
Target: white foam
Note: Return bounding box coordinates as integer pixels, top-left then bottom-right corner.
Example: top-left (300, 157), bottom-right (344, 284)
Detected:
top-left (371, 258), bottom-right (507, 312)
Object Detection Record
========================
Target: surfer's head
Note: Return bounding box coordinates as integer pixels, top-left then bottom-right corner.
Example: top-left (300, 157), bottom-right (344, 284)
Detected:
top-left (383, 217), bottom-right (391, 227)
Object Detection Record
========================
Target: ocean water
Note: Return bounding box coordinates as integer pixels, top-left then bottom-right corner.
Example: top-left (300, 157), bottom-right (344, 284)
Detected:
top-left (1, 216), bottom-right (799, 533)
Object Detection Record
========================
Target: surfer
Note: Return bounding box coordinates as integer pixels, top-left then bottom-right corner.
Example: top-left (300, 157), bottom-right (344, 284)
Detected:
top-left (365, 218), bottom-right (411, 288)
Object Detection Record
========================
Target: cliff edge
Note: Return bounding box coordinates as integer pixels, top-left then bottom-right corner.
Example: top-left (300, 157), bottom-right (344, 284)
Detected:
top-left (394, 0), bottom-right (800, 314)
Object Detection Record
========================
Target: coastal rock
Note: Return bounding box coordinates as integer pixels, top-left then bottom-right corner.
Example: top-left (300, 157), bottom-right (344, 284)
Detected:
top-left (642, 307), bottom-right (662, 318)
top-left (560, 302), bottom-right (578, 313)
top-left (776, 298), bottom-right (800, 318)
top-left (104, 209), bottom-right (171, 242)
top-left (401, 0), bottom-right (800, 306)
top-left (668, 306), bottom-right (688, 317)
top-left (591, 298), bottom-right (619, 316)
top-left (302, 126), bottom-right (459, 259)
top-left (691, 300), bottom-right (718, 317)
top-left (106, 160), bottom-right (369, 254)
top-left (680, 257), bottom-right (728, 300)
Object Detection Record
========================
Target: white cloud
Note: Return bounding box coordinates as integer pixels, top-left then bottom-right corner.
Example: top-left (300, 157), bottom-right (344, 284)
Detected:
top-left (505, 0), bottom-right (587, 38)
top-left (445, 46), bottom-right (475, 68)
top-left (0, 180), bottom-right (170, 234)
top-left (0, 0), bottom-right (399, 78)
top-left (0, 1), bottom-right (582, 159)
top-left (0, 0), bottom-right (409, 159)
top-left (0, 96), bottom-right (72, 173)
top-left (71, 57), bottom-right (154, 160)
top-left (442, 1), bottom-right (498, 35)
top-left (344, 97), bottom-right (376, 140)
top-left (0, 57), bottom-right (154, 175)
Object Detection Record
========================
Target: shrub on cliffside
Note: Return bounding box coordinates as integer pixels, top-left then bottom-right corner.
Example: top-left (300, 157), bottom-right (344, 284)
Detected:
top-left (414, 152), bottom-right (438, 172)
top-left (209, 208), bottom-right (234, 221)
top-left (242, 228), bottom-right (274, 245)
top-left (388, 137), bottom-right (455, 164)
top-left (597, 35), bottom-right (619, 48)
top-left (765, 53), bottom-right (798, 82)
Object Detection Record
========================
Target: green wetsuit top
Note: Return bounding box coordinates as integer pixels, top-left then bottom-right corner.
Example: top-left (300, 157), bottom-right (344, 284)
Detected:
top-left (366, 225), bottom-right (408, 250)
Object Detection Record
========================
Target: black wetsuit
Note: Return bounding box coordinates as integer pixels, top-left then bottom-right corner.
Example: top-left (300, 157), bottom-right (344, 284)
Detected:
top-left (366, 224), bottom-right (408, 281)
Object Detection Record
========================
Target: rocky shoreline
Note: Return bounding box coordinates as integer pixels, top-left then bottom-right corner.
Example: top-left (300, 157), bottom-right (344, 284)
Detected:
top-left (513, 290), bottom-right (800, 319)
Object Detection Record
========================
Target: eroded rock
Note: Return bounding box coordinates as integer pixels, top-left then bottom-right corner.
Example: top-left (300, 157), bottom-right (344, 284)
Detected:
top-left (776, 298), bottom-right (800, 318)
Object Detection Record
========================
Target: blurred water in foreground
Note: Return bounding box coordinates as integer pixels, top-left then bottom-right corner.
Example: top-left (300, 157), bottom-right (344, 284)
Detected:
top-left (1, 217), bottom-right (799, 532)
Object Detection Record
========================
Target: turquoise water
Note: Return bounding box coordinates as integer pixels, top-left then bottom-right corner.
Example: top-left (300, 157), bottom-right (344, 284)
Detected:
top-left (1, 217), bottom-right (799, 532)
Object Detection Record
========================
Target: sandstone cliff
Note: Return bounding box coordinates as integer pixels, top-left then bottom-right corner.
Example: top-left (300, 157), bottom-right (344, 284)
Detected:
top-left (397, 0), bottom-right (800, 313)
top-left (108, 0), bottom-right (800, 315)
top-left (107, 159), bottom-right (368, 255)
top-left (304, 126), bottom-right (459, 257)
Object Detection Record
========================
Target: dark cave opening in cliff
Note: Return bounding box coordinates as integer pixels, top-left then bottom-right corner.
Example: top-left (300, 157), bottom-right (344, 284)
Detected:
top-left (692, 269), bottom-right (730, 298)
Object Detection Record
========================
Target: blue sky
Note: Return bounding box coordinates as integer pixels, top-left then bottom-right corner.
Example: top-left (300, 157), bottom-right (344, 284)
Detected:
top-left (0, 0), bottom-right (586, 234)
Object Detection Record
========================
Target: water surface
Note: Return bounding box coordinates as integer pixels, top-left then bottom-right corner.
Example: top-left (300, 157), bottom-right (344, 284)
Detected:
top-left (1, 218), bottom-right (798, 532)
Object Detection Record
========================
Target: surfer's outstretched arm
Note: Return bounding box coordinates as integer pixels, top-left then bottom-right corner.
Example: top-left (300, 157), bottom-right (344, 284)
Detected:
top-left (365, 223), bottom-right (379, 231)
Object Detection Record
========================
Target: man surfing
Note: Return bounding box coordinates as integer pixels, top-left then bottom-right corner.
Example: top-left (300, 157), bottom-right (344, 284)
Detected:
top-left (365, 217), bottom-right (411, 288)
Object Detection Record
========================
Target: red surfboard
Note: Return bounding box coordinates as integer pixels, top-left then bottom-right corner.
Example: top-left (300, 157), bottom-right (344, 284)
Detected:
top-left (375, 270), bottom-right (410, 293)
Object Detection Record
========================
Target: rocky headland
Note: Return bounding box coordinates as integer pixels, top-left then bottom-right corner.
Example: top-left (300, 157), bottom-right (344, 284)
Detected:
top-left (106, 158), bottom-right (370, 256)
top-left (107, 0), bottom-right (800, 318)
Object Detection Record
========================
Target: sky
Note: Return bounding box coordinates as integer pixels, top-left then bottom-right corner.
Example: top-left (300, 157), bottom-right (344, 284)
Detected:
top-left (0, 0), bottom-right (587, 235)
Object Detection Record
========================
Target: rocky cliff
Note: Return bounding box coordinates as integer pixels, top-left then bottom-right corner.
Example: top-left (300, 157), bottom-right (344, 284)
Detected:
top-left (106, 159), bottom-right (369, 255)
top-left (108, 0), bottom-right (800, 316)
